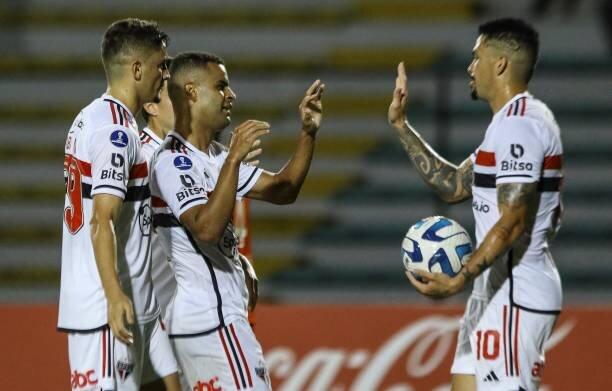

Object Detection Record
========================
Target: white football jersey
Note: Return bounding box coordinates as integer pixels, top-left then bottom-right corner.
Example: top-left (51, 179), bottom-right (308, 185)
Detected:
top-left (58, 94), bottom-right (159, 331)
top-left (470, 92), bottom-right (563, 312)
top-left (150, 131), bottom-right (262, 336)
top-left (140, 127), bottom-right (177, 316)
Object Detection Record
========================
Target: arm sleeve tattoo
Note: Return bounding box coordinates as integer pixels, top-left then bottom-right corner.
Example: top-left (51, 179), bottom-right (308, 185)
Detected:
top-left (396, 124), bottom-right (473, 203)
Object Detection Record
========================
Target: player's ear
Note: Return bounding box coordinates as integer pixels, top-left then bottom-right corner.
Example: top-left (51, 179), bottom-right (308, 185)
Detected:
top-left (133, 61), bottom-right (143, 81)
top-left (185, 82), bottom-right (197, 102)
top-left (143, 102), bottom-right (158, 118)
top-left (495, 56), bottom-right (508, 77)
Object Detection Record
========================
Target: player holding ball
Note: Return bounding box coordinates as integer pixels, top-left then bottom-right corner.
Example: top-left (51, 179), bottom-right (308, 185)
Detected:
top-left (389, 18), bottom-right (564, 391)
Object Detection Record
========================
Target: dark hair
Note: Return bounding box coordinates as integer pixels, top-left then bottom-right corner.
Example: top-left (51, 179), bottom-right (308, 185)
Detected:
top-left (169, 52), bottom-right (225, 77)
top-left (168, 52), bottom-right (225, 107)
top-left (101, 18), bottom-right (168, 70)
top-left (142, 57), bottom-right (173, 123)
top-left (478, 18), bottom-right (539, 82)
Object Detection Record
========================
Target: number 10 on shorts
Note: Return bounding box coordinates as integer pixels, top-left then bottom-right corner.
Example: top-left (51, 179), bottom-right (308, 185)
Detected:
top-left (475, 329), bottom-right (500, 360)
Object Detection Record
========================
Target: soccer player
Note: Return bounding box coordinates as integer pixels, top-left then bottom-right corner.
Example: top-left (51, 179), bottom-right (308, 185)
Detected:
top-left (58, 18), bottom-right (181, 390)
top-left (388, 19), bottom-right (563, 390)
top-left (141, 58), bottom-right (258, 391)
top-left (141, 57), bottom-right (176, 316)
top-left (149, 52), bottom-right (324, 390)
top-left (141, 60), bottom-right (258, 319)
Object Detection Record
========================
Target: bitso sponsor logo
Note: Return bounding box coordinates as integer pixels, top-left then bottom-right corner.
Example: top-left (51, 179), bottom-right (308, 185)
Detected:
top-left (511, 144), bottom-right (524, 158)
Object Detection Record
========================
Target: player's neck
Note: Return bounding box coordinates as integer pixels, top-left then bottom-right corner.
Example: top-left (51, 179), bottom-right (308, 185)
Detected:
top-left (187, 128), bottom-right (215, 152)
top-left (488, 83), bottom-right (528, 113)
top-left (174, 115), bottom-right (215, 151)
top-left (106, 86), bottom-right (140, 116)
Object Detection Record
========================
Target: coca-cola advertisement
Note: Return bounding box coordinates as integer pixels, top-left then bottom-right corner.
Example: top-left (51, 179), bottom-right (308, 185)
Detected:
top-left (1, 305), bottom-right (612, 390)
top-left (254, 305), bottom-right (612, 391)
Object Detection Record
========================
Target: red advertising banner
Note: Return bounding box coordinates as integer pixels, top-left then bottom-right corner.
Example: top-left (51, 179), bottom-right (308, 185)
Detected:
top-left (1, 304), bottom-right (611, 390)
top-left (254, 305), bottom-right (612, 390)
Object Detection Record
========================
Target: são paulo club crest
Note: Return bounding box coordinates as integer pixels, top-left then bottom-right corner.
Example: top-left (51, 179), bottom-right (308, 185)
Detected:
top-left (110, 130), bottom-right (128, 148)
top-left (174, 155), bottom-right (193, 170)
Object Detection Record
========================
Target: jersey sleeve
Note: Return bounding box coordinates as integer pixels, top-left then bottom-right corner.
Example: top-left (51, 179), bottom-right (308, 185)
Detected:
top-left (219, 147), bottom-right (262, 197)
top-left (237, 163), bottom-right (262, 197)
top-left (89, 125), bottom-right (137, 200)
top-left (154, 153), bottom-right (208, 218)
top-left (493, 118), bottom-right (545, 185)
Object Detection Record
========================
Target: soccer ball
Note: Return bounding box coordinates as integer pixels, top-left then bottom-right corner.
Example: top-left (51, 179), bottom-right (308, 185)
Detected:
top-left (402, 216), bottom-right (473, 277)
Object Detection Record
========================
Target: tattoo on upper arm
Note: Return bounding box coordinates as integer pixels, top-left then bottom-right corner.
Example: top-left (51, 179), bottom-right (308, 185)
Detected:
top-left (497, 182), bottom-right (540, 236)
top-left (497, 182), bottom-right (539, 208)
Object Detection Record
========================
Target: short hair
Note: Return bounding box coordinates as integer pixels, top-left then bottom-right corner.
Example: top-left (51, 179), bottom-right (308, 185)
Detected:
top-left (101, 18), bottom-right (168, 75)
top-left (169, 52), bottom-right (225, 79)
top-left (478, 18), bottom-right (539, 82)
top-left (142, 57), bottom-right (173, 124)
top-left (168, 52), bottom-right (225, 106)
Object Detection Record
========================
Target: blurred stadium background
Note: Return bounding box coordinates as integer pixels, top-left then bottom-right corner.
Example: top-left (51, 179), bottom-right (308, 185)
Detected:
top-left (1, 0), bottom-right (611, 389)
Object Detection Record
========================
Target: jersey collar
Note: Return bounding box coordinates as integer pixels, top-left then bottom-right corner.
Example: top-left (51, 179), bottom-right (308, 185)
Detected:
top-left (141, 127), bottom-right (164, 145)
top-left (166, 130), bottom-right (223, 158)
top-left (166, 130), bottom-right (197, 153)
top-left (496, 91), bottom-right (532, 117)
top-left (101, 93), bottom-right (136, 124)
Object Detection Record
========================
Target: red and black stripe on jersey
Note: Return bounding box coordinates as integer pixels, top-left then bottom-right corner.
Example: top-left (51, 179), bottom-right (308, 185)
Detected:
top-left (104, 98), bottom-right (132, 126)
top-left (63, 154), bottom-right (150, 201)
top-left (506, 97), bottom-right (527, 117)
top-left (168, 134), bottom-right (190, 154)
top-left (473, 150), bottom-right (563, 192)
top-left (140, 128), bottom-right (162, 146)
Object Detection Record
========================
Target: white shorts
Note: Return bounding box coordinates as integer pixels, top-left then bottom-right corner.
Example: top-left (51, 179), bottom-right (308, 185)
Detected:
top-left (172, 318), bottom-right (271, 391)
top-left (451, 292), bottom-right (557, 390)
top-left (68, 318), bottom-right (178, 390)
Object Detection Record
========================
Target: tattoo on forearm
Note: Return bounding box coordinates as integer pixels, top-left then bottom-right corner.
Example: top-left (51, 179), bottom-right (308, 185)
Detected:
top-left (398, 127), bottom-right (472, 202)
top-left (461, 256), bottom-right (493, 282)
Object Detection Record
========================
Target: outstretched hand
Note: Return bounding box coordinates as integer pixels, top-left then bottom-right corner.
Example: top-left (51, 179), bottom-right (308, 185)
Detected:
top-left (388, 62), bottom-right (409, 129)
top-left (300, 79), bottom-right (325, 136)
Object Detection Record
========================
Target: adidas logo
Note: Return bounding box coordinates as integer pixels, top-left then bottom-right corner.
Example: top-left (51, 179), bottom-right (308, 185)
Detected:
top-left (483, 370), bottom-right (499, 382)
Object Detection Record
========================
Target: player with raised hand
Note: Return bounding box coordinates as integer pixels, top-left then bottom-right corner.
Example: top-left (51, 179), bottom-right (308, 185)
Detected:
top-left (389, 19), bottom-right (563, 391)
top-left (149, 51), bottom-right (324, 390)
top-left (59, 18), bottom-right (180, 390)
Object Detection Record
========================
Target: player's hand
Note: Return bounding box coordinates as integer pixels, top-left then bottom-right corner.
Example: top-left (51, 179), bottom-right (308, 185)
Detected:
top-left (107, 290), bottom-right (135, 344)
top-left (405, 267), bottom-right (465, 298)
top-left (388, 62), bottom-right (409, 130)
top-left (299, 80), bottom-right (325, 136)
top-left (240, 254), bottom-right (259, 311)
top-left (228, 120), bottom-right (270, 164)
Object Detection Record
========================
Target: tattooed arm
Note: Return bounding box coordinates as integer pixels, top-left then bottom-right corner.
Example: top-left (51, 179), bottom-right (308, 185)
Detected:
top-left (394, 123), bottom-right (473, 203)
top-left (406, 182), bottom-right (540, 298)
top-left (388, 62), bottom-right (472, 203)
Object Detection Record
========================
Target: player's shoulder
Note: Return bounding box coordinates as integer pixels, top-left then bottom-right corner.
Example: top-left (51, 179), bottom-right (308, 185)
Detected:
top-left (154, 135), bottom-right (198, 170)
top-left (500, 94), bottom-right (554, 125)
top-left (79, 97), bottom-right (136, 140)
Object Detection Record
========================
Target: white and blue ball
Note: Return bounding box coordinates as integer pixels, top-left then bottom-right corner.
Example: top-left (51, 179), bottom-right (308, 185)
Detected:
top-left (402, 216), bottom-right (473, 277)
